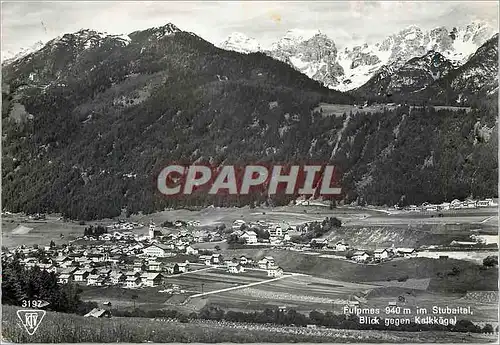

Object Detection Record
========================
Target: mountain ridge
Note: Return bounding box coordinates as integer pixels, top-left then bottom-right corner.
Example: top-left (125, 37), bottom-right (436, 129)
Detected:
top-left (2, 22), bottom-right (497, 220)
top-left (219, 21), bottom-right (497, 91)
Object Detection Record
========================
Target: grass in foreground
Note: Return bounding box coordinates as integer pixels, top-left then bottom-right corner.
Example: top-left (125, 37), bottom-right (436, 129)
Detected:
top-left (2, 305), bottom-right (497, 343)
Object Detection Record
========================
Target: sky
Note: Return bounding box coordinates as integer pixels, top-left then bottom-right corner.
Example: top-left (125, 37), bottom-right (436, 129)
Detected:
top-left (2, 1), bottom-right (499, 58)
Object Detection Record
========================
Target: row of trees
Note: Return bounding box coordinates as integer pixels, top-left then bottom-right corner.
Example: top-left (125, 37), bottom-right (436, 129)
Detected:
top-left (83, 225), bottom-right (108, 237)
top-left (292, 217), bottom-right (342, 243)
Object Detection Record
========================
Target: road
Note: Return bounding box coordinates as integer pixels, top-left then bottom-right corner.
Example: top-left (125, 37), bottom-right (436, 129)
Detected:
top-left (189, 273), bottom-right (298, 298)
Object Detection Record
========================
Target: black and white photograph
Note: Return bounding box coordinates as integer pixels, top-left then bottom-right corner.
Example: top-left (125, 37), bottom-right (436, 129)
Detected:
top-left (1, 1), bottom-right (499, 343)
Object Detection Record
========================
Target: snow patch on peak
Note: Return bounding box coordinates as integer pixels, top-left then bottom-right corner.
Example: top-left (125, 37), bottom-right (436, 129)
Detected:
top-left (2, 40), bottom-right (45, 64)
top-left (219, 32), bottom-right (260, 54)
top-left (272, 29), bottom-right (323, 49)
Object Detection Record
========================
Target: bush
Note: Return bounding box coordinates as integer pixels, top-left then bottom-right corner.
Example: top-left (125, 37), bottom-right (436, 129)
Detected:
top-left (483, 255), bottom-right (498, 267)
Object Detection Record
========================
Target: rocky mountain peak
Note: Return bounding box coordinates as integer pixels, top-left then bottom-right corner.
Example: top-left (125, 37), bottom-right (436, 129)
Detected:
top-left (219, 32), bottom-right (260, 54)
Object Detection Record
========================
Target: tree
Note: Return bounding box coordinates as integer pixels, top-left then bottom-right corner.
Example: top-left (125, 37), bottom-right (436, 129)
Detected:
top-left (483, 255), bottom-right (498, 267)
top-left (482, 324), bottom-right (494, 334)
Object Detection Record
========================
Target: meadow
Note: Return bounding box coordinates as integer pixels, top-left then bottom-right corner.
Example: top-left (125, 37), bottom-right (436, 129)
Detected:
top-left (2, 305), bottom-right (496, 343)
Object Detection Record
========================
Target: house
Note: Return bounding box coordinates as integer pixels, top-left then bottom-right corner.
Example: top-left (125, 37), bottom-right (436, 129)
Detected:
top-left (163, 263), bottom-right (175, 275)
top-left (408, 205), bottom-right (420, 212)
top-left (463, 200), bottom-right (477, 209)
top-left (143, 273), bottom-right (163, 287)
top-left (269, 226), bottom-right (283, 237)
top-left (87, 274), bottom-right (105, 286)
top-left (396, 248), bottom-right (416, 258)
top-left (258, 256), bottom-right (275, 269)
top-left (267, 265), bottom-right (283, 277)
top-left (110, 272), bottom-right (126, 285)
top-left (74, 270), bottom-right (90, 282)
top-left (133, 261), bottom-right (146, 272)
top-left (58, 273), bottom-right (73, 284)
top-left (125, 271), bottom-right (141, 278)
top-left (60, 267), bottom-right (78, 275)
top-left (98, 269), bottom-right (112, 276)
top-left (174, 262), bottom-right (189, 274)
top-left (199, 255), bottom-right (212, 266)
top-left (185, 246), bottom-right (198, 255)
top-left (232, 219), bottom-right (246, 230)
top-left (125, 276), bottom-right (141, 288)
top-left (88, 253), bottom-right (106, 262)
top-left (143, 243), bottom-right (171, 257)
top-left (148, 260), bottom-right (162, 271)
top-left (424, 204), bottom-right (438, 212)
top-left (227, 262), bottom-right (245, 274)
top-left (450, 199), bottom-right (462, 209)
top-left (84, 308), bottom-right (111, 318)
top-left (438, 202), bottom-right (450, 211)
top-left (478, 199), bottom-right (494, 207)
top-left (241, 231), bottom-right (258, 244)
top-left (334, 242), bottom-right (349, 252)
top-left (374, 249), bottom-right (389, 260)
top-left (352, 251), bottom-right (370, 262)
top-left (239, 256), bottom-right (249, 266)
top-left (311, 238), bottom-right (328, 247)
top-left (211, 254), bottom-right (223, 265)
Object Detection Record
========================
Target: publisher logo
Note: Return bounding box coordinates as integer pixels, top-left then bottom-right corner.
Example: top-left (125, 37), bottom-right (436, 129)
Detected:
top-left (17, 310), bottom-right (45, 335)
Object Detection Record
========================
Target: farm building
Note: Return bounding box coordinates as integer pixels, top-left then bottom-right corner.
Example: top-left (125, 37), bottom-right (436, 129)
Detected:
top-left (227, 262), bottom-right (245, 274)
top-left (352, 251), bottom-right (370, 262)
top-left (84, 308), bottom-right (111, 318)
top-left (374, 249), bottom-right (389, 260)
top-left (143, 273), bottom-right (164, 287)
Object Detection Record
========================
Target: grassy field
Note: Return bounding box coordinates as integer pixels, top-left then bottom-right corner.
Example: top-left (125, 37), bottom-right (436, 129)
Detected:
top-left (221, 249), bottom-right (498, 291)
top-left (313, 103), bottom-right (400, 117)
top-left (2, 305), bottom-right (496, 343)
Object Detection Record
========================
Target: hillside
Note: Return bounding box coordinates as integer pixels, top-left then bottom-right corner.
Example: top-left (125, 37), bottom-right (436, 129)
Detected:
top-left (2, 24), bottom-right (498, 220)
top-left (224, 249), bottom-right (498, 293)
top-left (353, 51), bottom-right (455, 100)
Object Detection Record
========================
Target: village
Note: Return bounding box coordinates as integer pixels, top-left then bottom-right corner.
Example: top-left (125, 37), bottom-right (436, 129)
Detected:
top-left (399, 198), bottom-right (496, 212)
top-left (3, 199), bottom-right (496, 292)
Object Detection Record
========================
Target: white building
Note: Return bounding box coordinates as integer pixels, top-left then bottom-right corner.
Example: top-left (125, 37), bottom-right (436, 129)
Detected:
top-left (227, 262), bottom-right (245, 274)
top-left (143, 273), bottom-right (163, 287)
top-left (267, 265), bottom-right (283, 277)
top-left (125, 276), bottom-right (141, 288)
top-left (374, 249), bottom-right (389, 260)
top-left (352, 251), bottom-right (370, 262)
top-left (450, 199), bottom-right (462, 209)
top-left (477, 199), bottom-right (494, 207)
top-left (143, 243), bottom-right (171, 257)
top-left (258, 256), bottom-right (275, 269)
top-left (232, 219), bottom-right (246, 230)
top-left (241, 231), bottom-right (258, 244)
top-left (335, 242), bottom-right (349, 251)
top-left (185, 246), bottom-right (198, 255)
